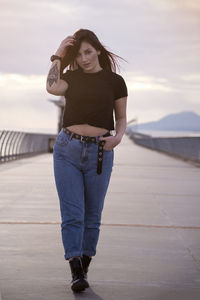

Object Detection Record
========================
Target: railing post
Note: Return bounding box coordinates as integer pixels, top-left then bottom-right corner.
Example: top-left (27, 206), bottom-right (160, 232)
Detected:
top-left (0, 130), bottom-right (57, 163)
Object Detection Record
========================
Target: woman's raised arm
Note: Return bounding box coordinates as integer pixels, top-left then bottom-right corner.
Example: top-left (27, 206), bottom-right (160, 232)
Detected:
top-left (46, 60), bottom-right (68, 96)
top-left (46, 35), bottom-right (75, 96)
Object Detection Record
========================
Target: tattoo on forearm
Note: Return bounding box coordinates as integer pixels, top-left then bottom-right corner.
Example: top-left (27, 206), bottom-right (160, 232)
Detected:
top-left (47, 63), bottom-right (59, 87)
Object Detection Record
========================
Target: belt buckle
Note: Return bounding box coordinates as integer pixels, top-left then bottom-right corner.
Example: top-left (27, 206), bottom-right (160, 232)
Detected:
top-left (80, 135), bottom-right (84, 142)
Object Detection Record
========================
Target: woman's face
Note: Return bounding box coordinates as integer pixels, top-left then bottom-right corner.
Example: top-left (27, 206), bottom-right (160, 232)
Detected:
top-left (75, 41), bottom-right (101, 73)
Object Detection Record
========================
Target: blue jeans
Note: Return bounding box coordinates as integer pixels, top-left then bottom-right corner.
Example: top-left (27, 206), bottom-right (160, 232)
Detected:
top-left (53, 129), bottom-right (114, 260)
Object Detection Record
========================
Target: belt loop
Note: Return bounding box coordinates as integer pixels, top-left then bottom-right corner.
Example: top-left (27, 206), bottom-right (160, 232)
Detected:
top-left (95, 136), bottom-right (99, 144)
top-left (68, 131), bottom-right (74, 141)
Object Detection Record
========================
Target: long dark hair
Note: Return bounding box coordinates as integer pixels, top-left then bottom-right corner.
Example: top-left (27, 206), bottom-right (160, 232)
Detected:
top-left (60, 29), bottom-right (127, 74)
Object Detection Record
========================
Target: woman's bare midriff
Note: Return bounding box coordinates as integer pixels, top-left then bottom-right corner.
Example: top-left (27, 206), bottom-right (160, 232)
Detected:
top-left (66, 124), bottom-right (109, 137)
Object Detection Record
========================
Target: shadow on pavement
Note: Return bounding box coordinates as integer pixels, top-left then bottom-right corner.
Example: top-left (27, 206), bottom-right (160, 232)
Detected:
top-left (73, 287), bottom-right (104, 300)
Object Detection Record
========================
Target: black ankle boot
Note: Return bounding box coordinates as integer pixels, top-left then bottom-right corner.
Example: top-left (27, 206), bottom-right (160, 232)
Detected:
top-left (81, 255), bottom-right (92, 279)
top-left (69, 257), bottom-right (89, 292)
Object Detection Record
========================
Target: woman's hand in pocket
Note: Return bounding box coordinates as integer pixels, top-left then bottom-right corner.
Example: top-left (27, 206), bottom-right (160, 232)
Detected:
top-left (99, 135), bottom-right (121, 151)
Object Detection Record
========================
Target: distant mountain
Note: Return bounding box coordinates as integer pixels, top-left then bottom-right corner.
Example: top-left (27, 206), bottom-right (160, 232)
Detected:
top-left (130, 111), bottom-right (200, 131)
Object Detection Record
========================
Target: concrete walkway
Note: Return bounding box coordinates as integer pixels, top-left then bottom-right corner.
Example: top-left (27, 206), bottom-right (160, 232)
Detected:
top-left (0, 135), bottom-right (200, 300)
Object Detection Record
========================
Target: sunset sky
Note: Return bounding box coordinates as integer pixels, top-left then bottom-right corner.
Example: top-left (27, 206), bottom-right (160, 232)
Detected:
top-left (0, 0), bottom-right (200, 133)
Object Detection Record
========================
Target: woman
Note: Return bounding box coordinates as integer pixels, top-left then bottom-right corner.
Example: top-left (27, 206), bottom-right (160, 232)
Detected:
top-left (46, 28), bottom-right (128, 293)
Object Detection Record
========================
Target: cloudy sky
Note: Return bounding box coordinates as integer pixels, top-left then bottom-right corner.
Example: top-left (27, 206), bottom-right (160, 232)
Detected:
top-left (0, 0), bottom-right (200, 133)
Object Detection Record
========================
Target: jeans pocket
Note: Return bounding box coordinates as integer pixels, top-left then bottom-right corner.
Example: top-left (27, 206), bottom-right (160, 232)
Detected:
top-left (55, 132), bottom-right (70, 146)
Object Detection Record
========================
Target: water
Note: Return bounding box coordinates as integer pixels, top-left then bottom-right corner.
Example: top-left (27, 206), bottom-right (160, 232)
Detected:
top-left (132, 129), bottom-right (200, 138)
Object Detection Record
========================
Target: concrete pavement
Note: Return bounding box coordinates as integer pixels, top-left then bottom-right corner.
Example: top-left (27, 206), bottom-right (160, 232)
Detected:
top-left (0, 135), bottom-right (200, 300)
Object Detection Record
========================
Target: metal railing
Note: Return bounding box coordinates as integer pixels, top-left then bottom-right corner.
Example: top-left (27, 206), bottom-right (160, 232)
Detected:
top-left (126, 128), bottom-right (200, 165)
top-left (0, 130), bottom-right (57, 163)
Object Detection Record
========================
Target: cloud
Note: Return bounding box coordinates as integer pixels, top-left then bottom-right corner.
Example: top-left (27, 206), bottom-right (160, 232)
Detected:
top-left (0, 0), bottom-right (200, 132)
top-left (126, 74), bottom-right (173, 92)
top-left (1, 69), bottom-right (200, 131)
top-left (0, 73), bottom-right (44, 90)
top-left (0, 72), bottom-right (59, 133)
top-left (180, 74), bottom-right (200, 82)
top-left (172, 0), bottom-right (200, 12)
top-left (127, 87), bottom-right (200, 124)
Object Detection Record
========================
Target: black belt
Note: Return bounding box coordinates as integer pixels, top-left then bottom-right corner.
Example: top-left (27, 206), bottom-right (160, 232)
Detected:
top-left (63, 128), bottom-right (111, 175)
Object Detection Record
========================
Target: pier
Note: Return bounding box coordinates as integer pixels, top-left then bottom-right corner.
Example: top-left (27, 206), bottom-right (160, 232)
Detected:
top-left (0, 134), bottom-right (200, 299)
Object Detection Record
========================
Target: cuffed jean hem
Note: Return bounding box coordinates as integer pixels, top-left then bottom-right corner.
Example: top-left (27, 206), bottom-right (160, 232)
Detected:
top-left (64, 251), bottom-right (83, 260)
top-left (82, 250), bottom-right (96, 257)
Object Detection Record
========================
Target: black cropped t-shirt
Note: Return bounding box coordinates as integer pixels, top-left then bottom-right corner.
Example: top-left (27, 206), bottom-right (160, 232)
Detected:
top-left (60, 68), bottom-right (128, 131)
